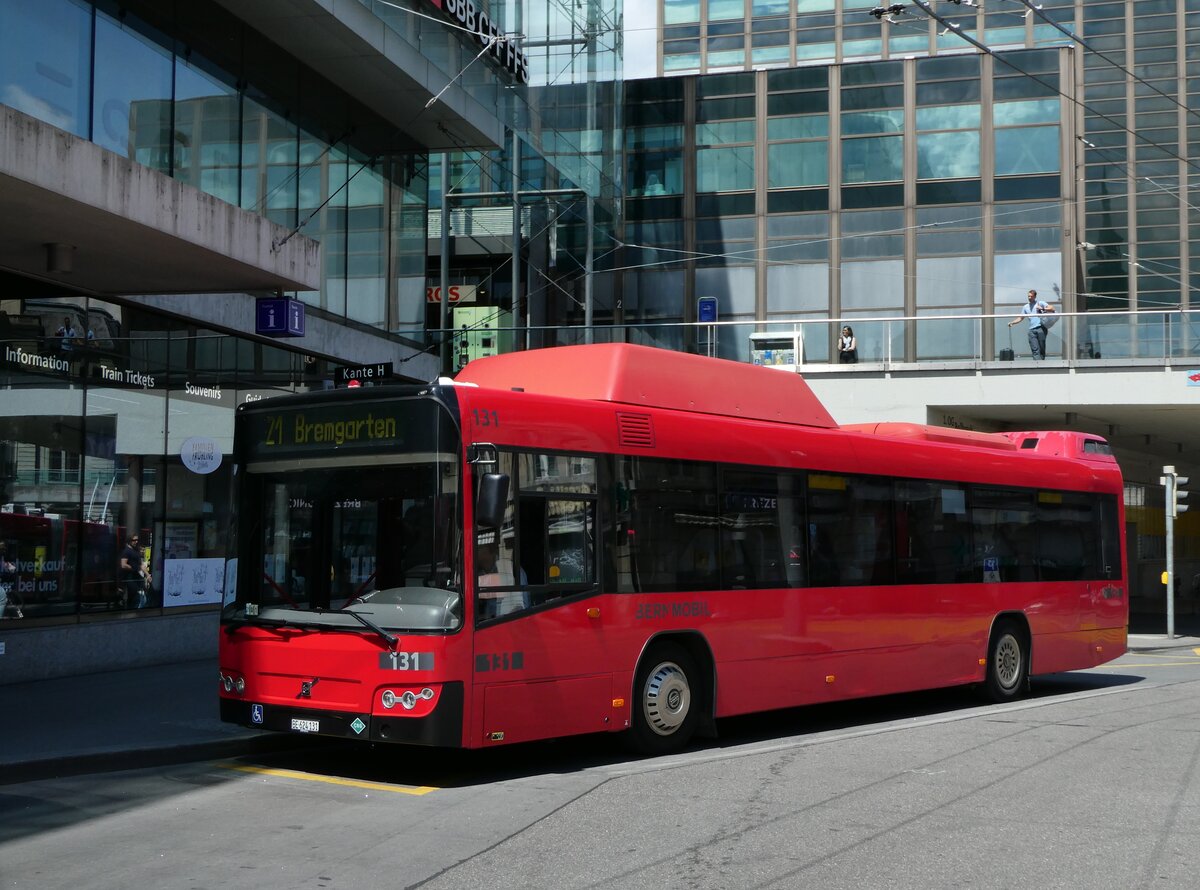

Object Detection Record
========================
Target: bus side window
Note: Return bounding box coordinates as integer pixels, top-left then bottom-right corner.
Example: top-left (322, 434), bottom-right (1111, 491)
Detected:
top-left (1099, 494), bottom-right (1122, 580)
top-left (720, 469), bottom-right (803, 590)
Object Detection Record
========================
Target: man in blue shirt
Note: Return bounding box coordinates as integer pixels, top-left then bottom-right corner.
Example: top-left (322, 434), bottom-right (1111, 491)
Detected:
top-left (1008, 289), bottom-right (1055, 360)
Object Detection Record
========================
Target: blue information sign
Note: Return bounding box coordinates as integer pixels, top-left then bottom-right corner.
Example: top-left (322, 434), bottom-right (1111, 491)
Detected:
top-left (256, 297), bottom-right (306, 338)
top-left (698, 296), bottom-right (718, 324)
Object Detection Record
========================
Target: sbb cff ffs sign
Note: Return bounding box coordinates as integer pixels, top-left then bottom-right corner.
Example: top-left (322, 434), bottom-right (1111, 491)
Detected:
top-left (426, 284), bottom-right (477, 304)
top-left (426, 0), bottom-right (528, 84)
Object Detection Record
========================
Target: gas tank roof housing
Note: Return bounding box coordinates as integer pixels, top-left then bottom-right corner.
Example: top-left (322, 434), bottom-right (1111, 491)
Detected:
top-left (454, 344), bottom-right (839, 428)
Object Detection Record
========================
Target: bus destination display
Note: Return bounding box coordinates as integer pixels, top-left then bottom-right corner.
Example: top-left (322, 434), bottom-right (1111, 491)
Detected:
top-left (243, 400), bottom-right (447, 460)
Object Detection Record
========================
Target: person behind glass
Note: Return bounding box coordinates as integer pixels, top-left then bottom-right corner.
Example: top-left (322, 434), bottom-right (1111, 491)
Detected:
top-left (55, 316), bottom-right (78, 355)
top-left (1008, 289), bottom-right (1055, 360)
top-left (0, 541), bottom-right (21, 619)
top-left (476, 541), bottom-right (528, 619)
top-left (837, 325), bottom-right (858, 363)
top-left (476, 542), bottom-right (504, 619)
top-left (119, 533), bottom-right (150, 609)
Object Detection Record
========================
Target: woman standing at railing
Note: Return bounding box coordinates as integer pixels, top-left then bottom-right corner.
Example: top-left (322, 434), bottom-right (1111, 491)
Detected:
top-left (838, 325), bottom-right (858, 364)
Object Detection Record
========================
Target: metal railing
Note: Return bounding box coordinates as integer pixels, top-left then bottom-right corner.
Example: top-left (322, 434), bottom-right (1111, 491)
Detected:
top-left (431, 308), bottom-right (1200, 372)
top-left (744, 309), bottom-right (1200, 369)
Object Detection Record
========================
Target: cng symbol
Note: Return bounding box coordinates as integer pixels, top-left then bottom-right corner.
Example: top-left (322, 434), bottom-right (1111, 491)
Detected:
top-left (251, 704), bottom-right (264, 724)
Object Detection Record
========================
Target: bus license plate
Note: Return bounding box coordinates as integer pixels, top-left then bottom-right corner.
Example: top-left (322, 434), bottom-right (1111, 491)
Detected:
top-left (290, 718), bottom-right (320, 733)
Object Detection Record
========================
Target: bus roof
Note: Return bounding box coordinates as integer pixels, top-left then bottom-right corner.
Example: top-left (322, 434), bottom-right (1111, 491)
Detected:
top-left (842, 422), bottom-right (1019, 451)
top-left (454, 344), bottom-right (839, 429)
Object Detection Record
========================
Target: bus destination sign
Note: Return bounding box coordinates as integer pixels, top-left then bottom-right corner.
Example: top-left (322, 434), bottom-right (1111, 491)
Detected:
top-left (242, 399), bottom-right (452, 462)
top-left (246, 402), bottom-right (403, 460)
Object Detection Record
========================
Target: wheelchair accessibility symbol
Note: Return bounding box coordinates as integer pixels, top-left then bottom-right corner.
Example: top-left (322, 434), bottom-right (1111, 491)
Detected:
top-left (251, 704), bottom-right (264, 724)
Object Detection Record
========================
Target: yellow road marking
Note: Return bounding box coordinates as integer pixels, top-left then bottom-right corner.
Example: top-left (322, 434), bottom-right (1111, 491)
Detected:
top-left (220, 763), bottom-right (437, 795)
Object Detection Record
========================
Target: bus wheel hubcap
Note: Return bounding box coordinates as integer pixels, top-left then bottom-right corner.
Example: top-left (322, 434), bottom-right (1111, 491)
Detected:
top-left (644, 661), bottom-right (690, 736)
top-left (995, 635), bottom-right (1021, 689)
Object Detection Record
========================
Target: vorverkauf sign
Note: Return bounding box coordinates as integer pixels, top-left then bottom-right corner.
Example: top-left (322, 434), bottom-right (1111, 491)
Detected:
top-left (426, 0), bottom-right (528, 84)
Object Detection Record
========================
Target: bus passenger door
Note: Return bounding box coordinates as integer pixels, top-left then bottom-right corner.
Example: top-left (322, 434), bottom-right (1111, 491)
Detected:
top-left (1090, 498), bottom-right (1126, 631)
top-left (472, 453), bottom-right (611, 746)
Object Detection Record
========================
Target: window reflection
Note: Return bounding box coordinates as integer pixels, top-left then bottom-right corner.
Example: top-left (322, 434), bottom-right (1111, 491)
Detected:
top-left (0, 0), bottom-right (91, 137)
top-left (665, 0), bottom-right (703, 25)
top-left (173, 59), bottom-right (239, 205)
top-left (916, 131), bottom-right (980, 179)
top-left (995, 127), bottom-right (1060, 175)
top-left (842, 136), bottom-right (903, 184)
top-left (697, 146), bottom-right (755, 192)
top-left (93, 13), bottom-right (171, 168)
top-left (767, 142), bottom-right (829, 188)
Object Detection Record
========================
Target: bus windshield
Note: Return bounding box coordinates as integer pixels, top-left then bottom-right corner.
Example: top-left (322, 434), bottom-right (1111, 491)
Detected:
top-left (227, 395), bottom-right (462, 632)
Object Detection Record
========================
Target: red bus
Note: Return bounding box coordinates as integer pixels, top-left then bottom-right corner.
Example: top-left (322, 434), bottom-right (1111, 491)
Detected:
top-left (218, 344), bottom-right (1127, 753)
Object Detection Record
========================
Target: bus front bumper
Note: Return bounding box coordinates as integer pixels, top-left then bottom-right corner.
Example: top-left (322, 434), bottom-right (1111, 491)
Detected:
top-left (220, 682), bottom-right (463, 747)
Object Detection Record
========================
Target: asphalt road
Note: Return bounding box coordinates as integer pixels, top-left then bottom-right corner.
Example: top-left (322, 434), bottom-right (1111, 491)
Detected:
top-left (4, 648), bottom-right (1200, 890)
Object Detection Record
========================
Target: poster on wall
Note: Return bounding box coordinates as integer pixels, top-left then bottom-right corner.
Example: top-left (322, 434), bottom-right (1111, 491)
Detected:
top-left (163, 521), bottom-right (198, 561)
top-left (223, 558), bottom-right (238, 607)
top-left (163, 557), bottom-right (225, 606)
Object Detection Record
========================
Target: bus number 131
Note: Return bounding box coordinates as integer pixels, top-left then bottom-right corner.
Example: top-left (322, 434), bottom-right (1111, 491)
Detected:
top-left (472, 409), bottom-right (500, 428)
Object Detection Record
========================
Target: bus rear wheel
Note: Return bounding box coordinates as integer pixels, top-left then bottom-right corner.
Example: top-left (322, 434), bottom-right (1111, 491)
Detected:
top-left (985, 620), bottom-right (1029, 702)
top-left (628, 642), bottom-right (700, 755)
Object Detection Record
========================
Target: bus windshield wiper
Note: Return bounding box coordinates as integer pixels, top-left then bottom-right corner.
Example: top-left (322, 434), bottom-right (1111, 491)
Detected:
top-left (323, 607), bottom-right (399, 650)
top-left (224, 616), bottom-right (312, 635)
top-left (229, 609), bottom-right (397, 648)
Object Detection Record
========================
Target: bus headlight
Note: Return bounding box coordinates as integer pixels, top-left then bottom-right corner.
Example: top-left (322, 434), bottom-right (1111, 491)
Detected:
top-left (372, 684), bottom-right (440, 717)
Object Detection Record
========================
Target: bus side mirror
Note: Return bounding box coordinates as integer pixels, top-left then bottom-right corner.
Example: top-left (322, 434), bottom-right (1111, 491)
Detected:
top-left (476, 473), bottom-right (510, 528)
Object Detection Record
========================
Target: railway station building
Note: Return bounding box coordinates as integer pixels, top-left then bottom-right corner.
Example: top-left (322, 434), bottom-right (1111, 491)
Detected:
top-left (1, 0), bottom-right (1197, 679)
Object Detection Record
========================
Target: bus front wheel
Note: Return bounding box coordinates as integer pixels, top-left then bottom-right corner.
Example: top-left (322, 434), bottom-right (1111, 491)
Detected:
top-left (628, 642), bottom-right (700, 755)
top-left (985, 620), bottom-right (1029, 703)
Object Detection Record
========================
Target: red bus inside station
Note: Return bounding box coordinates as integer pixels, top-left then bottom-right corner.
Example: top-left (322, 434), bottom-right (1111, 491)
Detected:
top-left (218, 344), bottom-right (1127, 753)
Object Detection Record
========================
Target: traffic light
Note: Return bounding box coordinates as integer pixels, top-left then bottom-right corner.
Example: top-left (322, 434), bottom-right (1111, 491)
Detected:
top-left (1164, 466), bottom-right (1190, 518)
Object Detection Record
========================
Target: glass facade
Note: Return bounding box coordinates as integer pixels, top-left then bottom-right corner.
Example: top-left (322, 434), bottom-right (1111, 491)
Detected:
top-left (1, 295), bottom-right (326, 621)
top-left (655, 0), bottom-right (1197, 321)
top-left (0, 0), bottom-right (623, 643)
top-left (622, 47), bottom-right (1068, 361)
top-left (0, 0), bottom-right (431, 344)
top-left (1, 0), bottom-right (624, 361)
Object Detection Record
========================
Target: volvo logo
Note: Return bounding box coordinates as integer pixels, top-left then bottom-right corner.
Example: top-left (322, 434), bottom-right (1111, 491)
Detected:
top-left (298, 678), bottom-right (320, 699)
